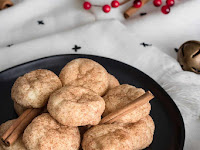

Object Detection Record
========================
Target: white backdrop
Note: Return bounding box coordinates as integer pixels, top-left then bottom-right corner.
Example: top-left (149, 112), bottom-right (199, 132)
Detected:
top-left (0, 0), bottom-right (200, 149)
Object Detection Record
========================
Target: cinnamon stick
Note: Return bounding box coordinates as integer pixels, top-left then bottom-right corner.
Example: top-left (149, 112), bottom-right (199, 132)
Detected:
top-left (1, 109), bottom-right (32, 142)
top-left (124, 0), bottom-right (150, 19)
top-left (2, 108), bottom-right (42, 146)
top-left (0, 0), bottom-right (13, 10)
top-left (100, 91), bottom-right (154, 124)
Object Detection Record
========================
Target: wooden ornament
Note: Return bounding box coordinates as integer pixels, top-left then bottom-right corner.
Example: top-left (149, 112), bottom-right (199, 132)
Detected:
top-left (0, 0), bottom-right (13, 10)
top-left (177, 40), bottom-right (200, 74)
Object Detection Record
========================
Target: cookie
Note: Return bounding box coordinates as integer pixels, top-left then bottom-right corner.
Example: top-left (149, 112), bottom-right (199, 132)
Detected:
top-left (103, 84), bottom-right (151, 123)
top-left (47, 86), bottom-right (105, 126)
top-left (23, 113), bottom-right (80, 150)
top-left (59, 58), bottom-right (109, 96)
top-left (11, 69), bottom-right (62, 108)
top-left (14, 102), bottom-right (27, 116)
top-left (107, 74), bottom-right (120, 90)
top-left (0, 120), bottom-right (26, 150)
top-left (82, 115), bottom-right (155, 150)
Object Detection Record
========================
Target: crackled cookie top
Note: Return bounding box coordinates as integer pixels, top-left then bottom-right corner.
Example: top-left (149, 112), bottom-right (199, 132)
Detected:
top-left (103, 84), bottom-right (151, 123)
top-left (47, 86), bottom-right (105, 126)
top-left (59, 58), bottom-right (109, 96)
top-left (11, 69), bottom-right (62, 108)
top-left (23, 113), bottom-right (80, 150)
top-left (82, 115), bottom-right (155, 150)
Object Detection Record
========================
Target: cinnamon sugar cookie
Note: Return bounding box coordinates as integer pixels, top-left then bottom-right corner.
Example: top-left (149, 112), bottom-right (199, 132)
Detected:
top-left (47, 86), bottom-right (105, 126)
top-left (103, 84), bottom-right (151, 123)
top-left (0, 120), bottom-right (26, 150)
top-left (82, 115), bottom-right (155, 150)
top-left (59, 58), bottom-right (109, 96)
top-left (107, 74), bottom-right (120, 90)
top-left (11, 69), bottom-right (62, 108)
top-left (23, 113), bottom-right (80, 150)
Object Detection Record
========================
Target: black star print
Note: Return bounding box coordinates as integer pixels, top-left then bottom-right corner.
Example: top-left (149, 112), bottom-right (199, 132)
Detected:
top-left (7, 44), bottom-right (14, 47)
top-left (140, 42), bottom-right (152, 47)
top-left (174, 48), bottom-right (179, 52)
top-left (38, 20), bottom-right (44, 25)
top-left (72, 45), bottom-right (81, 52)
top-left (140, 13), bottom-right (147, 16)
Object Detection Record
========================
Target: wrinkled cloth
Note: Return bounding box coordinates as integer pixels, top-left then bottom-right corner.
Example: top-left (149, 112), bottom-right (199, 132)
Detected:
top-left (0, 0), bottom-right (200, 149)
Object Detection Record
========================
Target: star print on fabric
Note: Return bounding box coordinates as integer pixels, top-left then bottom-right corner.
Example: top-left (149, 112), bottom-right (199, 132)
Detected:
top-left (140, 42), bottom-right (152, 47)
top-left (38, 20), bottom-right (44, 25)
top-left (174, 48), bottom-right (179, 52)
top-left (7, 44), bottom-right (14, 47)
top-left (140, 13), bottom-right (147, 16)
top-left (72, 45), bottom-right (81, 52)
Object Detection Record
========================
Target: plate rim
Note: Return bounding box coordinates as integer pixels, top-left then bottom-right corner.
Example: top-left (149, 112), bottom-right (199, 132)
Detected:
top-left (0, 54), bottom-right (185, 149)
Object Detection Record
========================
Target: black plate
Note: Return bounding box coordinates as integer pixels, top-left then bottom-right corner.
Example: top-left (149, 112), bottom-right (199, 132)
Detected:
top-left (0, 54), bottom-right (185, 150)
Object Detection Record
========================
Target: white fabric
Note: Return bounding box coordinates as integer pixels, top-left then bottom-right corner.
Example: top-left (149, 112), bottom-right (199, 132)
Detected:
top-left (124, 0), bottom-right (200, 58)
top-left (0, 0), bottom-right (200, 149)
top-left (0, 0), bottom-right (95, 47)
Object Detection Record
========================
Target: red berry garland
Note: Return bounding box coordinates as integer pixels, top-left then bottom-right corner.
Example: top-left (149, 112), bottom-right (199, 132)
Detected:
top-left (166, 0), bottom-right (175, 7)
top-left (83, 0), bottom-right (176, 15)
top-left (153, 0), bottom-right (162, 7)
top-left (83, 1), bottom-right (91, 10)
top-left (161, 5), bottom-right (170, 14)
top-left (111, 0), bottom-right (120, 8)
top-left (133, 0), bottom-right (142, 8)
top-left (103, 5), bottom-right (111, 13)
top-left (153, 0), bottom-right (175, 14)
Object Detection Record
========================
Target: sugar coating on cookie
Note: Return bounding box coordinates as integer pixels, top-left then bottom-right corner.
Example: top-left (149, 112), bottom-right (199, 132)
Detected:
top-left (47, 86), bottom-right (105, 126)
top-left (14, 102), bottom-right (27, 116)
top-left (103, 84), bottom-right (151, 123)
top-left (0, 120), bottom-right (26, 150)
top-left (59, 58), bottom-right (109, 96)
top-left (125, 115), bottom-right (155, 150)
top-left (23, 113), bottom-right (80, 150)
top-left (107, 74), bottom-right (120, 90)
top-left (11, 69), bottom-right (62, 108)
top-left (82, 115), bottom-right (155, 150)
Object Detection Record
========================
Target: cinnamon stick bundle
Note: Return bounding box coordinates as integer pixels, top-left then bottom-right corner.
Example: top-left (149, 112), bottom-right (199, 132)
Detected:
top-left (0, 0), bottom-right (13, 10)
top-left (1, 108), bottom-right (42, 146)
top-left (100, 91), bottom-right (154, 124)
top-left (124, 0), bottom-right (150, 19)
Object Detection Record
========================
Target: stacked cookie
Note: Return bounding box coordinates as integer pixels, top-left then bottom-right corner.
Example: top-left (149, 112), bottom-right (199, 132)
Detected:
top-left (0, 58), bottom-right (154, 150)
top-left (83, 84), bottom-right (154, 150)
top-left (12, 69), bottom-right (62, 115)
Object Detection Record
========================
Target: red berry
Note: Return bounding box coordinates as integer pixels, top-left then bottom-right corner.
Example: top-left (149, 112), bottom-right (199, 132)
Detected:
top-left (83, 1), bottom-right (91, 10)
top-left (161, 5), bottom-right (170, 14)
top-left (153, 0), bottom-right (162, 7)
top-left (166, 0), bottom-right (175, 7)
top-left (111, 0), bottom-right (120, 8)
top-left (133, 0), bottom-right (142, 8)
top-left (102, 5), bottom-right (111, 13)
